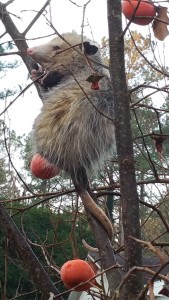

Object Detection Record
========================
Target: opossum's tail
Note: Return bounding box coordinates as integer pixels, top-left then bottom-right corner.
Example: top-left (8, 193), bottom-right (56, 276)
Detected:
top-left (71, 166), bottom-right (113, 239)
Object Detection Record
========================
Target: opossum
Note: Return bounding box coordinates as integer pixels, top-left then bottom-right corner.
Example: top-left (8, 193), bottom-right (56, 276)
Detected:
top-left (27, 32), bottom-right (115, 239)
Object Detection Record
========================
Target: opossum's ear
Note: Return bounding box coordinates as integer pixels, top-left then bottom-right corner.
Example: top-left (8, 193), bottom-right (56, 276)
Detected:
top-left (82, 41), bottom-right (98, 55)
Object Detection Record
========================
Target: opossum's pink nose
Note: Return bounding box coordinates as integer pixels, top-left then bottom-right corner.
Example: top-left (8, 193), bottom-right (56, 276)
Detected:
top-left (27, 48), bottom-right (34, 56)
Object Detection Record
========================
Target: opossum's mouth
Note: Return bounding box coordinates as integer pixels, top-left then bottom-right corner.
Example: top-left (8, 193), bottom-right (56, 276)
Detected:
top-left (41, 70), bottom-right (65, 89)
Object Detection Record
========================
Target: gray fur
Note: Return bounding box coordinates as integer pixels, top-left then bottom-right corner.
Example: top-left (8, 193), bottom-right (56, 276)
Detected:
top-left (28, 33), bottom-right (115, 176)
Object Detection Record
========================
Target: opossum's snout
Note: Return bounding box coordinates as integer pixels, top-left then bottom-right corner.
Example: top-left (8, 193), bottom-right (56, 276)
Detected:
top-left (27, 47), bottom-right (35, 56)
top-left (27, 46), bottom-right (50, 66)
top-left (27, 47), bottom-right (42, 62)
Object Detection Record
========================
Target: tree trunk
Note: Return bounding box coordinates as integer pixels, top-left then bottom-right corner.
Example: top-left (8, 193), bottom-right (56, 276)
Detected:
top-left (107, 0), bottom-right (143, 299)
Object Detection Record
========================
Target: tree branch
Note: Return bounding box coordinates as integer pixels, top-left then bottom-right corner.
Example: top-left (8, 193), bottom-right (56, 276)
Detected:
top-left (23, 0), bottom-right (50, 36)
top-left (0, 1), bottom-right (48, 97)
top-left (0, 204), bottom-right (63, 300)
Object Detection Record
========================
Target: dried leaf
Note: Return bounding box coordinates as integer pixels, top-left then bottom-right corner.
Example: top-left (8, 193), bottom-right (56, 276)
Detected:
top-left (155, 141), bottom-right (163, 153)
top-left (92, 280), bottom-right (103, 289)
top-left (87, 261), bottom-right (102, 289)
top-left (86, 74), bottom-right (104, 90)
top-left (159, 287), bottom-right (169, 297)
top-left (87, 261), bottom-right (99, 274)
top-left (153, 6), bottom-right (169, 41)
top-left (151, 133), bottom-right (169, 154)
top-left (86, 74), bottom-right (104, 83)
top-left (91, 82), bottom-right (100, 90)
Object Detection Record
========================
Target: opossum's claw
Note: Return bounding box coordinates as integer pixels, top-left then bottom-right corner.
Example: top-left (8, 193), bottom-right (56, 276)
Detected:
top-left (30, 69), bottom-right (45, 82)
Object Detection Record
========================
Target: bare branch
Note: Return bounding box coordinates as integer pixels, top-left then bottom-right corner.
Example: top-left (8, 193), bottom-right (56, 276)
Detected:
top-left (0, 204), bottom-right (63, 299)
top-left (23, 0), bottom-right (50, 36)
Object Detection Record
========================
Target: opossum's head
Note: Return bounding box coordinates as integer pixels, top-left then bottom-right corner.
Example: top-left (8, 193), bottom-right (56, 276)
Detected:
top-left (27, 32), bottom-right (100, 78)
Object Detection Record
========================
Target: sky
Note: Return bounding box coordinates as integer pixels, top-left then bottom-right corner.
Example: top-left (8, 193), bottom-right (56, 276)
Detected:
top-left (0, 0), bottom-right (169, 136)
top-left (0, 0), bottom-right (109, 135)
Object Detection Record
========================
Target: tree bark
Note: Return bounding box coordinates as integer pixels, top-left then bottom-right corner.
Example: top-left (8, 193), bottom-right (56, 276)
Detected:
top-left (107, 0), bottom-right (143, 299)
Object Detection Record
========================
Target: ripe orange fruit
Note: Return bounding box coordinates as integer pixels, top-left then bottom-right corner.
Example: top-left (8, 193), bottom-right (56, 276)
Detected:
top-left (122, 0), bottom-right (156, 25)
top-left (30, 153), bottom-right (60, 179)
top-left (60, 259), bottom-right (96, 291)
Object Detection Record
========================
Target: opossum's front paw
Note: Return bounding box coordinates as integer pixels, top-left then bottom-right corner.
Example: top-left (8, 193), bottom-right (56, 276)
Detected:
top-left (30, 67), bottom-right (44, 81)
top-left (30, 69), bottom-right (63, 90)
top-left (30, 68), bottom-right (50, 91)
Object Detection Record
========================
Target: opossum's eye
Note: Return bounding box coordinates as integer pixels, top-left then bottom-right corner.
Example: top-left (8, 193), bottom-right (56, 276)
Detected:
top-left (53, 46), bottom-right (61, 51)
top-left (83, 41), bottom-right (98, 55)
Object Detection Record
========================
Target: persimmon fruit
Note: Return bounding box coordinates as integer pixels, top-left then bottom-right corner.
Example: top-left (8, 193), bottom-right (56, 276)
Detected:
top-left (60, 259), bottom-right (96, 291)
top-left (30, 153), bottom-right (60, 179)
top-left (122, 0), bottom-right (156, 25)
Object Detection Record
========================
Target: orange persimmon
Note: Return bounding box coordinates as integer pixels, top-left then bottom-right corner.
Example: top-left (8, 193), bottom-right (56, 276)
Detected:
top-left (122, 0), bottom-right (156, 25)
top-left (60, 259), bottom-right (96, 291)
top-left (30, 153), bottom-right (60, 179)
